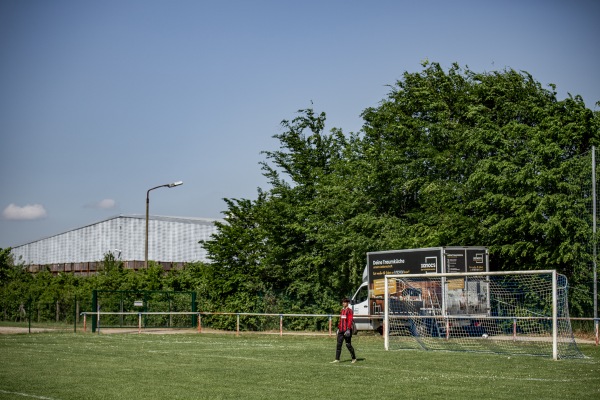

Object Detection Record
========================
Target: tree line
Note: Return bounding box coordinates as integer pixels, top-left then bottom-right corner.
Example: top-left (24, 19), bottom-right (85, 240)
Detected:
top-left (1, 62), bottom-right (599, 323)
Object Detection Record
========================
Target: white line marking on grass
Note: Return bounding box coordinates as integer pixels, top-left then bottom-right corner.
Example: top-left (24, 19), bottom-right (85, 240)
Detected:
top-left (143, 349), bottom-right (263, 362)
top-left (213, 355), bottom-right (263, 361)
top-left (0, 389), bottom-right (58, 399)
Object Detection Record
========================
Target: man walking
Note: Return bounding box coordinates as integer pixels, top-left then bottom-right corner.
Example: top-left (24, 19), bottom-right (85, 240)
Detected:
top-left (331, 298), bottom-right (357, 363)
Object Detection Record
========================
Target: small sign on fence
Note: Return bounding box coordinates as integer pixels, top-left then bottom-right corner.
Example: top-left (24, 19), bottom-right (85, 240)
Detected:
top-left (134, 300), bottom-right (143, 307)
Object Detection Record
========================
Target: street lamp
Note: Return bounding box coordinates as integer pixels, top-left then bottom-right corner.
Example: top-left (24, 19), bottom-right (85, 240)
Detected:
top-left (145, 181), bottom-right (183, 269)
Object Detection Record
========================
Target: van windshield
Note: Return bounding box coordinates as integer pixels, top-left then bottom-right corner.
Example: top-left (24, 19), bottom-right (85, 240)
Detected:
top-left (354, 284), bottom-right (369, 303)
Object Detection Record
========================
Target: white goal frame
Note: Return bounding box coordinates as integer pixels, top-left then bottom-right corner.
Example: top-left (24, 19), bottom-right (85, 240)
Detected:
top-left (384, 270), bottom-right (567, 360)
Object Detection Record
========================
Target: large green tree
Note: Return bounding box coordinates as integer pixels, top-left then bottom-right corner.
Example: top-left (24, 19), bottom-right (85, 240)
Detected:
top-left (203, 110), bottom-right (352, 314)
top-left (203, 61), bottom-right (599, 316)
top-left (359, 62), bottom-right (598, 313)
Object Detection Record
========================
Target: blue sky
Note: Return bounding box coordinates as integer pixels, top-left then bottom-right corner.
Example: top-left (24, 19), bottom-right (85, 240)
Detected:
top-left (1, 0), bottom-right (599, 248)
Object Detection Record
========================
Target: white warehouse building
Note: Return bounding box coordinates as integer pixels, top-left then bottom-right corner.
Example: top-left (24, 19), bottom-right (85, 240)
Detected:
top-left (10, 215), bottom-right (222, 274)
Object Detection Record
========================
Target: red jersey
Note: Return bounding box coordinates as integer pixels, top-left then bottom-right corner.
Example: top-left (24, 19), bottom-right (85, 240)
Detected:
top-left (338, 306), bottom-right (354, 332)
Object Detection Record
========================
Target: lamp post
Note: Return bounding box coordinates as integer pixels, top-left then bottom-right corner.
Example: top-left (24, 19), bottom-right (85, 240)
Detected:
top-left (145, 181), bottom-right (183, 269)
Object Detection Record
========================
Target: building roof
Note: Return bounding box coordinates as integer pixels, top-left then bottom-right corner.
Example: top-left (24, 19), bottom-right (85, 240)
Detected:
top-left (11, 214), bottom-right (223, 266)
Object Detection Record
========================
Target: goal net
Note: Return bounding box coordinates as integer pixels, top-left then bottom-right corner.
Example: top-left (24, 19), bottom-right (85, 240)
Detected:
top-left (384, 270), bottom-right (584, 359)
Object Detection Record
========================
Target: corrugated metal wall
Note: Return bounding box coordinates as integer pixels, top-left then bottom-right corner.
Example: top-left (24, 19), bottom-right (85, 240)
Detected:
top-left (11, 215), bottom-right (221, 266)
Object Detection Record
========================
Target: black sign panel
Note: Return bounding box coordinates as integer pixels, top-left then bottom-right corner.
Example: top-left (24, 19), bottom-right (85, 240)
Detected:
top-left (466, 249), bottom-right (487, 272)
top-left (368, 247), bottom-right (488, 278)
top-left (367, 248), bottom-right (442, 283)
top-left (444, 251), bottom-right (466, 273)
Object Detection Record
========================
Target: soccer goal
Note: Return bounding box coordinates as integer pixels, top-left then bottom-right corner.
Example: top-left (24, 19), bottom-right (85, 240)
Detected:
top-left (383, 270), bottom-right (584, 360)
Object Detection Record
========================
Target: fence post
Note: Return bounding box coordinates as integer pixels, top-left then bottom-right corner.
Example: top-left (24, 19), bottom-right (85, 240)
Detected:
top-left (236, 314), bottom-right (240, 337)
top-left (83, 314), bottom-right (87, 332)
top-left (513, 318), bottom-right (517, 341)
top-left (197, 314), bottom-right (202, 334)
top-left (91, 290), bottom-right (97, 333)
top-left (73, 296), bottom-right (77, 333)
top-left (328, 316), bottom-right (332, 337)
top-left (28, 298), bottom-right (31, 334)
top-left (138, 313), bottom-right (142, 334)
top-left (279, 315), bottom-right (283, 337)
top-left (191, 292), bottom-right (197, 329)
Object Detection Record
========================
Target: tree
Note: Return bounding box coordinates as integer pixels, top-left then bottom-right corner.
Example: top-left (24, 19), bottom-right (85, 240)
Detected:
top-left (203, 62), bottom-right (598, 317)
top-left (0, 248), bottom-right (13, 285)
top-left (359, 61), bottom-right (598, 314)
top-left (203, 110), bottom-right (353, 314)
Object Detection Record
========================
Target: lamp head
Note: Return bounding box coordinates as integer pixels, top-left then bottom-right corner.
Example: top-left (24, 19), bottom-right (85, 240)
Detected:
top-left (168, 181), bottom-right (183, 188)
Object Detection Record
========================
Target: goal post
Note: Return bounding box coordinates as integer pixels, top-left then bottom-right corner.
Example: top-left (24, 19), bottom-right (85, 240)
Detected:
top-left (384, 270), bottom-right (583, 360)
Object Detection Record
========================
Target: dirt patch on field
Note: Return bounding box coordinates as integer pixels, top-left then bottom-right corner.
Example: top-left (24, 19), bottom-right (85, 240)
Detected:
top-left (94, 328), bottom-right (200, 335)
top-left (0, 326), bottom-right (596, 344)
top-left (0, 326), bottom-right (59, 334)
top-left (0, 326), bottom-right (199, 335)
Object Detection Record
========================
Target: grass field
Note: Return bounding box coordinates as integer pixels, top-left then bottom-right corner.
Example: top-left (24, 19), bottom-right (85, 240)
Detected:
top-left (0, 331), bottom-right (599, 400)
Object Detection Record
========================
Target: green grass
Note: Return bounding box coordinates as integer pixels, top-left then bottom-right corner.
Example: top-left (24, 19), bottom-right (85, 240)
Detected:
top-left (0, 332), bottom-right (599, 400)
